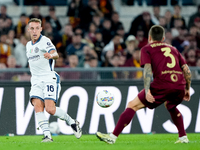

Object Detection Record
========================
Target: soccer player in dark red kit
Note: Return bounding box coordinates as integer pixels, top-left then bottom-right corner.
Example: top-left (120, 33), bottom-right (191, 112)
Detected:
top-left (96, 25), bottom-right (191, 144)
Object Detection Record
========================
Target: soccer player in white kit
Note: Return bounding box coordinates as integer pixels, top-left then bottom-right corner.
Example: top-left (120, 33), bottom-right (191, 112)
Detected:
top-left (26, 18), bottom-right (82, 142)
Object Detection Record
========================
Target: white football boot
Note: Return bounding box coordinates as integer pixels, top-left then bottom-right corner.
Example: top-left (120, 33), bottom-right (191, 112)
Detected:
top-left (96, 132), bottom-right (116, 144)
top-left (71, 120), bottom-right (82, 139)
top-left (175, 136), bottom-right (189, 144)
top-left (41, 136), bottom-right (53, 143)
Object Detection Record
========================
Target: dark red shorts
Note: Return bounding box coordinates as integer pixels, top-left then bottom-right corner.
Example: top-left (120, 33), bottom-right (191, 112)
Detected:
top-left (138, 87), bottom-right (185, 110)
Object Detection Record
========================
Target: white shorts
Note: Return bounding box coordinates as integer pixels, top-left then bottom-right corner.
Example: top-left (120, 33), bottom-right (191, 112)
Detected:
top-left (30, 74), bottom-right (61, 104)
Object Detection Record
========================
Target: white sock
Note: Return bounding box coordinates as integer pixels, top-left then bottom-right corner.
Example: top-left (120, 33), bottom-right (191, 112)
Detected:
top-left (110, 133), bottom-right (117, 139)
top-left (53, 107), bottom-right (75, 125)
top-left (36, 112), bottom-right (51, 139)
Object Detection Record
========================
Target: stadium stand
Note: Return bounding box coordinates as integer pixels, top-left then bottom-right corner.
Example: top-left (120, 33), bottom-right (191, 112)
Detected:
top-left (0, 0), bottom-right (200, 81)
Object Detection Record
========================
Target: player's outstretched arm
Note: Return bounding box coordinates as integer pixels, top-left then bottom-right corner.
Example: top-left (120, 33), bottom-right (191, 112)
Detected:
top-left (182, 64), bottom-right (191, 101)
top-left (44, 50), bottom-right (59, 60)
top-left (144, 63), bottom-right (155, 103)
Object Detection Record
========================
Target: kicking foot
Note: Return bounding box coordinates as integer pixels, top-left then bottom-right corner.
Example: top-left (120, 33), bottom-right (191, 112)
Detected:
top-left (71, 120), bottom-right (82, 139)
top-left (96, 132), bottom-right (116, 144)
top-left (175, 136), bottom-right (189, 144)
top-left (41, 136), bottom-right (53, 143)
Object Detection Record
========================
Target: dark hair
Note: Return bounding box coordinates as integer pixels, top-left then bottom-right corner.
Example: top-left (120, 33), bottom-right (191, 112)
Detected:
top-left (111, 54), bottom-right (120, 59)
top-left (134, 47), bottom-right (141, 51)
top-left (113, 32), bottom-right (121, 37)
top-left (74, 33), bottom-right (82, 38)
top-left (103, 18), bottom-right (111, 23)
top-left (1, 5), bottom-right (7, 9)
top-left (49, 6), bottom-right (55, 11)
top-left (68, 53), bottom-right (77, 57)
top-left (149, 25), bottom-right (165, 41)
top-left (112, 11), bottom-right (119, 16)
top-left (20, 13), bottom-right (26, 17)
top-left (153, 5), bottom-right (160, 8)
top-left (65, 23), bottom-right (72, 27)
top-left (174, 5), bottom-right (181, 9)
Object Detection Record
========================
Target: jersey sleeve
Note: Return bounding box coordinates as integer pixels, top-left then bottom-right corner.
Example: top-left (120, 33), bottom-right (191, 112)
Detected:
top-left (45, 38), bottom-right (56, 53)
top-left (140, 47), bottom-right (151, 68)
top-left (173, 46), bottom-right (186, 67)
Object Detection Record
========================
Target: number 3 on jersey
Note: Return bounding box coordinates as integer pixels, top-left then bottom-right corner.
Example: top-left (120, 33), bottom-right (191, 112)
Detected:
top-left (161, 47), bottom-right (176, 68)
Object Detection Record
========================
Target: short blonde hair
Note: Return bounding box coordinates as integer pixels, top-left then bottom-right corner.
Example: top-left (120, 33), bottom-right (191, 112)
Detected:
top-left (28, 18), bottom-right (42, 25)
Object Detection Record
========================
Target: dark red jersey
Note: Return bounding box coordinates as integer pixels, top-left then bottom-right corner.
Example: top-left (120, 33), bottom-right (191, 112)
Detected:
top-left (140, 41), bottom-right (186, 89)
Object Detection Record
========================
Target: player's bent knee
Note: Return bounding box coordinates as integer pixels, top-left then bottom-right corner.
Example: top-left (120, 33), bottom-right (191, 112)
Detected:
top-left (127, 96), bottom-right (144, 111)
top-left (45, 106), bottom-right (56, 115)
top-left (44, 99), bottom-right (56, 115)
top-left (34, 105), bottom-right (44, 113)
top-left (165, 103), bottom-right (177, 112)
top-left (32, 98), bottom-right (43, 106)
top-left (127, 101), bottom-right (135, 110)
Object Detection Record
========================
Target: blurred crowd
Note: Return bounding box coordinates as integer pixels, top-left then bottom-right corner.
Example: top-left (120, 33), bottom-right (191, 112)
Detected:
top-left (0, 0), bottom-right (200, 80)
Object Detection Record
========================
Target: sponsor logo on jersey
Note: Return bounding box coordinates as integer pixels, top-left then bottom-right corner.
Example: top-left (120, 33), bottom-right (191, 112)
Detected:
top-left (40, 49), bottom-right (46, 53)
top-left (28, 55), bottom-right (40, 61)
top-left (34, 47), bottom-right (39, 53)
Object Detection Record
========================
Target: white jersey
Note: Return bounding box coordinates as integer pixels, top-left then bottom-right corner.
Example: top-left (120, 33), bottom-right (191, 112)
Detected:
top-left (26, 35), bottom-right (57, 81)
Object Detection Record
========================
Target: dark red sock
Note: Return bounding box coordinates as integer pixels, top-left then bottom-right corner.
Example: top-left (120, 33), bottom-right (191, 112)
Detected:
top-left (168, 107), bottom-right (186, 137)
top-left (113, 108), bottom-right (135, 137)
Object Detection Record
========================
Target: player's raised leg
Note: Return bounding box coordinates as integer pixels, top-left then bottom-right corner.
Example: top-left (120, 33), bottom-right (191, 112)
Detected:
top-left (96, 96), bottom-right (145, 144)
top-left (32, 98), bottom-right (53, 142)
top-left (45, 100), bottom-right (82, 139)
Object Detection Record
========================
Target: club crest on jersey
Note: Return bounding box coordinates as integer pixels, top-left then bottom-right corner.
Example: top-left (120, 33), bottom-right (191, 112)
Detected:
top-left (46, 42), bottom-right (53, 48)
top-left (34, 47), bottom-right (39, 53)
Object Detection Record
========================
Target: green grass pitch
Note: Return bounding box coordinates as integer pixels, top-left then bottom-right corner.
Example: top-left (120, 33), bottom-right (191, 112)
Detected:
top-left (0, 133), bottom-right (199, 150)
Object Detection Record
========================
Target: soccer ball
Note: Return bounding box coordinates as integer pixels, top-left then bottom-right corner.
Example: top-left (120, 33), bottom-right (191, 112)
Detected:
top-left (49, 122), bottom-right (60, 135)
top-left (96, 90), bottom-right (114, 108)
